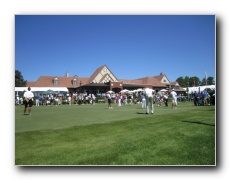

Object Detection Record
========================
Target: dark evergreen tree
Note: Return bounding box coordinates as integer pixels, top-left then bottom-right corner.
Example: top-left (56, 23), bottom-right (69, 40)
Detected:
top-left (184, 76), bottom-right (190, 87)
top-left (175, 76), bottom-right (185, 87)
top-left (207, 77), bottom-right (215, 85)
top-left (15, 70), bottom-right (27, 87)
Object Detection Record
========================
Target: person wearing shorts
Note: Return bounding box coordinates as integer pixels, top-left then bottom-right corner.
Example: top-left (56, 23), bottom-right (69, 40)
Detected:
top-left (23, 87), bottom-right (34, 115)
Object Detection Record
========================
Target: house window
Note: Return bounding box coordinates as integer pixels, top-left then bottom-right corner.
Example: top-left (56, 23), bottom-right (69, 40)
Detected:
top-left (73, 75), bottom-right (78, 86)
top-left (54, 77), bottom-right (58, 86)
top-left (73, 79), bottom-right (77, 86)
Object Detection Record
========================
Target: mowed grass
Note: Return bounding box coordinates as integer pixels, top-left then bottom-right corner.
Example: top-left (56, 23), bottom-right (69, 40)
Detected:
top-left (15, 102), bottom-right (215, 166)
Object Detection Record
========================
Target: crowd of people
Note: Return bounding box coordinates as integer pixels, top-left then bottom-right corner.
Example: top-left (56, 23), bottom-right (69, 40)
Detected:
top-left (16, 87), bottom-right (215, 116)
top-left (190, 90), bottom-right (215, 106)
top-left (103, 88), bottom-right (179, 113)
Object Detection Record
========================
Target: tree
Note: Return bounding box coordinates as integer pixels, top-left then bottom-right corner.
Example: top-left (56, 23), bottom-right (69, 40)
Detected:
top-left (176, 76), bottom-right (202, 87)
top-left (175, 76), bottom-right (185, 87)
top-left (190, 76), bottom-right (201, 86)
top-left (201, 76), bottom-right (215, 86)
top-left (175, 75), bottom-right (214, 87)
top-left (207, 77), bottom-right (215, 85)
top-left (184, 76), bottom-right (190, 87)
top-left (201, 78), bottom-right (207, 86)
top-left (15, 70), bottom-right (27, 87)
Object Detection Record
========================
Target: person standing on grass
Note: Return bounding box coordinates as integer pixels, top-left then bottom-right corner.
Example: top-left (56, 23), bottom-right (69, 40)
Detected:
top-left (106, 92), bottom-right (113, 109)
top-left (118, 93), bottom-right (122, 107)
top-left (35, 96), bottom-right (39, 106)
top-left (23, 87), bottom-right (34, 115)
top-left (140, 92), bottom-right (146, 109)
top-left (143, 88), bottom-right (155, 114)
top-left (170, 89), bottom-right (177, 109)
top-left (68, 95), bottom-right (71, 106)
top-left (164, 92), bottom-right (169, 107)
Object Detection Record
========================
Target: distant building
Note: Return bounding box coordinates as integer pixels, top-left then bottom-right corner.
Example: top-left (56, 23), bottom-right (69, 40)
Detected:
top-left (26, 64), bottom-right (185, 94)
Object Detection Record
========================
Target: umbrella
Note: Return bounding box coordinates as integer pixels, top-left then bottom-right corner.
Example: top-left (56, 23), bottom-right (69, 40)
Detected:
top-left (160, 89), bottom-right (168, 92)
top-left (120, 89), bottom-right (129, 93)
top-left (136, 88), bottom-right (144, 92)
top-left (128, 90), bottom-right (136, 93)
top-left (107, 90), bottom-right (114, 94)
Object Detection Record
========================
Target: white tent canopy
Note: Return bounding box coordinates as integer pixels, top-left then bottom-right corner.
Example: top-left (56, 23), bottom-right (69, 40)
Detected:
top-left (120, 89), bottom-right (129, 93)
top-left (183, 85), bottom-right (215, 94)
top-left (15, 87), bottom-right (68, 92)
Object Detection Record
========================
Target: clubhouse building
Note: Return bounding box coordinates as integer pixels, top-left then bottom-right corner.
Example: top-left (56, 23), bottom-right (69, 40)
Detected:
top-left (25, 64), bottom-right (185, 95)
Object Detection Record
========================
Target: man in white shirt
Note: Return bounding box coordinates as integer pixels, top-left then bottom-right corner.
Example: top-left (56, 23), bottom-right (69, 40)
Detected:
top-left (23, 87), bottom-right (34, 115)
top-left (143, 88), bottom-right (155, 114)
top-left (68, 95), bottom-right (71, 106)
top-left (106, 92), bottom-right (113, 109)
top-left (170, 89), bottom-right (177, 109)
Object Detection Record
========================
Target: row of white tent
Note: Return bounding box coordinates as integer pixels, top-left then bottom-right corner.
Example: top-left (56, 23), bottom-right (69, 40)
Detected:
top-left (15, 87), bottom-right (69, 92)
top-left (183, 85), bottom-right (215, 94)
top-left (107, 88), bottom-right (168, 94)
top-left (107, 85), bottom-right (216, 95)
top-left (107, 88), bottom-right (145, 94)
top-left (15, 87), bottom-right (69, 96)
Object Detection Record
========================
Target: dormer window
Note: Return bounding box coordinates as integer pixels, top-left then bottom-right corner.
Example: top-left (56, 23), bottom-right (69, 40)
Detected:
top-left (73, 75), bottom-right (78, 86)
top-left (54, 77), bottom-right (58, 86)
top-left (73, 79), bottom-right (77, 86)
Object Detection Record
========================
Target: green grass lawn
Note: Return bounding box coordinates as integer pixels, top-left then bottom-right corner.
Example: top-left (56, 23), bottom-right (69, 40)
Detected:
top-left (15, 101), bottom-right (215, 166)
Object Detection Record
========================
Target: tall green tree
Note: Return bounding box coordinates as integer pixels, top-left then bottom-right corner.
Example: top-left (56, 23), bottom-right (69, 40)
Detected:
top-left (175, 76), bottom-right (185, 87)
top-left (190, 76), bottom-right (201, 86)
top-left (200, 76), bottom-right (215, 86)
top-left (15, 70), bottom-right (27, 87)
top-left (201, 78), bottom-right (207, 86)
top-left (176, 76), bottom-right (204, 87)
top-left (184, 76), bottom-right (190, 87)
top-left (207, 77), bottom-right (215, 85)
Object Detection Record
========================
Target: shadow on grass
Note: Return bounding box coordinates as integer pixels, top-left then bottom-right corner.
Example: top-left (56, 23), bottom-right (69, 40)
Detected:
top-left (182, 120), bottom-right (215, 127)
top-left (136, 112), bottom-right (147, 114)
top-left (22, 113), bottom-right (31, 116)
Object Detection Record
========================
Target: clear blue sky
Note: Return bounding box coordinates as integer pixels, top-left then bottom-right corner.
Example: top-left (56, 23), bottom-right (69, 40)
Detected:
top-left (15, 15), bottom-right (215, 82)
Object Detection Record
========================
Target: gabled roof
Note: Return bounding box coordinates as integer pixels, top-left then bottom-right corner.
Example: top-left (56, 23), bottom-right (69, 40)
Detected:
top-left (25, 65), bottom-right (179, 90)
top-left (88, 64), bottom-right (118, 83)
top-left (170, 82), bottom-right (179, 86)
top-left (88, 65), bottom-right (105, 83)
top-left (135, 76), bottom-right (167, 87)
top-left (120, 76), bottom-right (167, 88)
top-left (154, 74), bottom-right (165, 81)
top-left (153, 74), bottom-right (171, 85)
top-left (26, 76), bottom-right (89, 88)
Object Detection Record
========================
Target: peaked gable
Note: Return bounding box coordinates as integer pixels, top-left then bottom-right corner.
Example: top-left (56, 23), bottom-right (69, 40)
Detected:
top-left (154, 74), bottom-right (170, 85)
top-left (121, 76), bottom-right (167, 87)
top-left (88, 65), bottom-right (118, 83)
